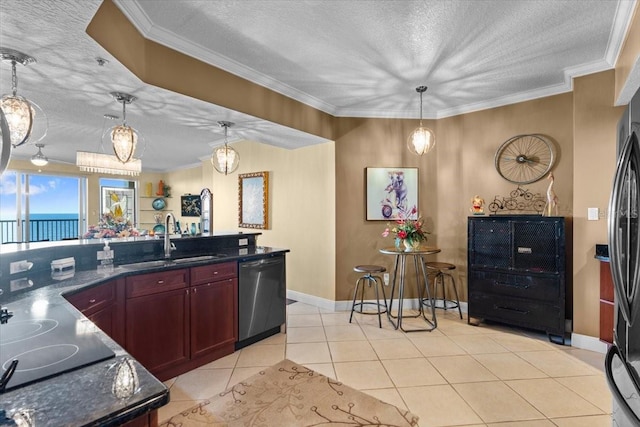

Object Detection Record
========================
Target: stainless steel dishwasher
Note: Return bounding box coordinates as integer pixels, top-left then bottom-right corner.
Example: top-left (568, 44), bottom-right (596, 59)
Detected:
top-left (237, 253), bottom-right (286, 348)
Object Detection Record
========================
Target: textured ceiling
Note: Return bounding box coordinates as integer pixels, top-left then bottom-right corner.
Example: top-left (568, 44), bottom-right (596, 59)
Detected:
top-left (0, 0), bottom-right (637, 172)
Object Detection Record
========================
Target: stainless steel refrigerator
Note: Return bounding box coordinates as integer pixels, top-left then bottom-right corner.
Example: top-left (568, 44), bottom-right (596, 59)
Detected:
top-left (606, 86), bottom-right (640, 425)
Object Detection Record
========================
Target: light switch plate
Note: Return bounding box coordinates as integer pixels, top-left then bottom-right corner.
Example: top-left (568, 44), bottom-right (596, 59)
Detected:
top-left (588, 207), bottom-right (599, 221)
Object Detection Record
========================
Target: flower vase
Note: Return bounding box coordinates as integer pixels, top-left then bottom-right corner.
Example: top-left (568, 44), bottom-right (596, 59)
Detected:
top-left (403, 239), bottom-right (420, 252)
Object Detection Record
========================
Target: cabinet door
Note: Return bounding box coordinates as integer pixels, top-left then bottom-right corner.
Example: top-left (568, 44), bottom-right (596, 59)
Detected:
top-left (126, 288), bottom-right (190, 374)
top-left (190, 278), bottom-right (238, 359)
top-left (468, 218), bottom-right (511, 268)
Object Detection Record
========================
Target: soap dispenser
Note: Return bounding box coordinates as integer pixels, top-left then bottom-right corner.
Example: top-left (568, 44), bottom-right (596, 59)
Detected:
top-left (101, 241), bottom-right (114, 265)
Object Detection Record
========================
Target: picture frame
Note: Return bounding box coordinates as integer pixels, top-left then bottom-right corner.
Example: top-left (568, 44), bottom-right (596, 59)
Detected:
top-left (238, 171), bottom-right (269, 229)
top-left (181, 194), bottom-right (201, 217)
top-left (365, 167), bottom-right (419, 220)
top-left (100, 186), bottom-right (136, 221)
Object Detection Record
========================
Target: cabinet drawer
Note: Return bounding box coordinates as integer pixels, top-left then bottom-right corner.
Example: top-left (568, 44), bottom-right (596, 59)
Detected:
top-left (191, 261), bottom-right (236, 285)
top-left (469, 271), bottom-right (561, 303)
top-left (126, 269), bottom-right (189, 298)
top-left (66, 281), bottom-right (115, 314)
top-left (469, 293), bottom-right (564, 334)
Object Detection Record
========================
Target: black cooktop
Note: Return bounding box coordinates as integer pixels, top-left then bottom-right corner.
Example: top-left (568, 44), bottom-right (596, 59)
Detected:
top-left (0, 303), bottom-right (115, 391)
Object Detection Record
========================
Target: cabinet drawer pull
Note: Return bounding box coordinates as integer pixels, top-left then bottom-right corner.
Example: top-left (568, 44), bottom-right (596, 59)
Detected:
top-left (157, 280), bottom-right (164, 284)
top-left (494, 305), bottom-right (529, 315)
top-left (213, 271), bottom-right (219, 275)
top-left (89, 298), bottom-right (96, 304)
top-left (193, 288), bottom-right (197, 294)
top-left (494, 280), bottom-right (529, 289)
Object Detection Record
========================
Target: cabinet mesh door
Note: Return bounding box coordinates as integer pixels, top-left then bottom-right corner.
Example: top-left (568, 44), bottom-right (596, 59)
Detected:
top-left (512, 221), bottom-right (561, 272)
top-left (469, 220), bottom-right (510, 268)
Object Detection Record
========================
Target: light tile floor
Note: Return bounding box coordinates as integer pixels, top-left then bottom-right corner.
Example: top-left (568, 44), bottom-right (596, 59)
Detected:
top-left (159, 302), bottom-right (612, 426)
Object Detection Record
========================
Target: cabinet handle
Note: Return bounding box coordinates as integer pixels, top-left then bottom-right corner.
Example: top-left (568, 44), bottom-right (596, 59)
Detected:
top-left (213, 271), bottom-right (219, 275)
top-left (186, 289), bottom-right (189, 295)
top-left (494, 281), bottom-right (529, 289)
top-left (89, 299), bottom-right (96, 304)
top-left (157, 280), bottom-right (164, 284)
top-left (193, 288), bottom-right (197, 294)
top-left (494, 305), bottom-right (529, 315)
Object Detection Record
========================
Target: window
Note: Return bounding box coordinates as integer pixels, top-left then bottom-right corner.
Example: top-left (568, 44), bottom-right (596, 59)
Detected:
top-left (0, 171), bottom-right (87, 243)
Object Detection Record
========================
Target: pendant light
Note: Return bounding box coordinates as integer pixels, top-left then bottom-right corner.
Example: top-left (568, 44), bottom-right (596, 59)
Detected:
top-left (407, 85), bottom-right (435, 156)
top-left (30, 143), bottom-right (48, 166)
top-left (108, 92), bottom-right (140, 163)
top-left (77, 113), bottom-right (142, 176)
top-left (212, 121), bottom-right (239, 175)
top-left (0, 47), bottom-right (48, 148)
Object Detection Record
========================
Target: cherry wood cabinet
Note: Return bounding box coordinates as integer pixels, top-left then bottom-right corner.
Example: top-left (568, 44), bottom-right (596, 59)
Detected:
top-left (600, 261), bottom-right (614, 345)
top-left (190, 262), bottom-right (238, 359)
top-left (124, 262), bottom-right (238, 380)
top-left (64, 278), bottom-right (125, 346)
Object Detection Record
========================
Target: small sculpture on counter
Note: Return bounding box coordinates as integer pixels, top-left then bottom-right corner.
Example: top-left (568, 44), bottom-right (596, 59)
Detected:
top-left (470, 195), bottom-right (485, 215)
top-left (544, 172), bottom-right (558, 216)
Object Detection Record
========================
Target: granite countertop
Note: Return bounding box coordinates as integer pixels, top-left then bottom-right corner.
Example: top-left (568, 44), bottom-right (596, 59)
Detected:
top-left (0, 245), bottom-right (288, 426)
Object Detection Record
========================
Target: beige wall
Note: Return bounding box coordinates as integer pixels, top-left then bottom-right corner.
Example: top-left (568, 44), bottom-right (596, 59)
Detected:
top-left (166, 140), bottom-right (337, 301)
top-left (572, 71), bottom-right (625, 337)
top-left (333, 94), bottom-right (575, 302)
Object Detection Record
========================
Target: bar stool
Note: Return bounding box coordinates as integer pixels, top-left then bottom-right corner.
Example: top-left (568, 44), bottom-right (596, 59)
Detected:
top-left (349, 265), bottom-right (388, 328)
top-left (423, 262), bottom-right (463, 319)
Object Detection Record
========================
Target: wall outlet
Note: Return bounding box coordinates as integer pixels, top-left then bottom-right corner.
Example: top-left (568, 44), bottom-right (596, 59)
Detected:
top-left (587, 207), bottom-right (599, 221)
top-left (383, 273), bottom-right (390, 286)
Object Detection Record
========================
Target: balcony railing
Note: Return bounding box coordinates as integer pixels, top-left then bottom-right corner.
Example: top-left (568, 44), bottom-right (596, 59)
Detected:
top-left (0, 218), bottom-right (80, 244)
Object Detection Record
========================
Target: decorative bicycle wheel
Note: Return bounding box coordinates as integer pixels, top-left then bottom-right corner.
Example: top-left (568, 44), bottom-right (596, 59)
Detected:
top-left (494, 134), bottom-right (555, 184)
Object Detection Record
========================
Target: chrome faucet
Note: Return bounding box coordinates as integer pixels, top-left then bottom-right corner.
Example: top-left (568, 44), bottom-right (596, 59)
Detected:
top-left (164, 213), bottom-right (177, 258)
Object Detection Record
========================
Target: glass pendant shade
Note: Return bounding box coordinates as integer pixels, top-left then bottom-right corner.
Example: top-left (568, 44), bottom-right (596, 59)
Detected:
top-left (408, 85), bottom-right (435, 156)
top-left (0, 49), bottom-right (47, 148)
top-left (1, 94), bottom-right (34, 146)
top-left (0, 108), bottom-right (11, 176)
top-left (111, 124), bottom-right (138, 163)
top-left (407, 125), bottom-right (436, 155)
top-left (77, 152), bottom-right (141, 176)
top-left (30, 143), bottom-right (48, 166)
top-left (212, 145), bottom-right (239, 175)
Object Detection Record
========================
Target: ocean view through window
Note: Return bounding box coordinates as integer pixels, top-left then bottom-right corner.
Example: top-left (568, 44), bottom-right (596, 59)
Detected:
top-left (0, 171), bottom-right (86, 243)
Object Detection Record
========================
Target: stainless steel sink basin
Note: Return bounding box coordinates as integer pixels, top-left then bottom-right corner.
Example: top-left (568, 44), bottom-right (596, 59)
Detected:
top-left (119, 260), bottom-right (173, 270)
top-left (119, 254), bottom-right (226, 270)
top-left (173, 255), bottom-right (223, 264)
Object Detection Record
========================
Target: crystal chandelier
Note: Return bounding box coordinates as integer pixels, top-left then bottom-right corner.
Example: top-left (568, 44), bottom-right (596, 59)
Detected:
top-left (407, 86), bottom-right (436, 156)
top-left (212, 121), bottom-right (239, 175)
top-left (30, 143), bottom-right (48, 166)
top-left (108, 92), bottom-right (140, 163)
top-left (0, 47), bottom-right (47, 148)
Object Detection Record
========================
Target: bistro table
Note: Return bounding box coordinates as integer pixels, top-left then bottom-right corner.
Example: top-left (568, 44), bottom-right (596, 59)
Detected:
top-left (379, 246), bottom-right (441, 332)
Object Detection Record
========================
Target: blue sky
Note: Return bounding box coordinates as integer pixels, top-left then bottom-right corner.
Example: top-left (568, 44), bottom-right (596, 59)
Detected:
top-left (0, 172), bottom-right (80, 219)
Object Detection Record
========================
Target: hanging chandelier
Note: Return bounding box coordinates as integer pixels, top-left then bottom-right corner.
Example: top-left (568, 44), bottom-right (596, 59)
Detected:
top-left (0, 47), bottom-right (48, 148)
top-left (0, 108), bottom-right (10, 176)
top-left (30, 143), bottom-right (48, 166)
top-left (407, 86), bottom-right (436, 156)
top-left (212, 121), bottom-right (239, 175)
top-left (76, 113), bottom-right (142, 176)
top-left (108, 92), bottom-right (140, 163)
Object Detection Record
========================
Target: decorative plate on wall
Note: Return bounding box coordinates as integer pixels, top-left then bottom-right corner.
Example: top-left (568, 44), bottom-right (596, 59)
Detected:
top-left (152, 198), bottom-right (166, 210)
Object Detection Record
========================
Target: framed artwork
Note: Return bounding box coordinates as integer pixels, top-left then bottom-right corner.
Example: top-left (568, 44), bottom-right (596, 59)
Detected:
top-left (100, 186), bottom-right (136, 221)
top-left (181, 194), bottom-right (201, 217)
top-left (366, 167), bottom-right (419, 220)
top-left (238, 171), bottom-right (269, 229)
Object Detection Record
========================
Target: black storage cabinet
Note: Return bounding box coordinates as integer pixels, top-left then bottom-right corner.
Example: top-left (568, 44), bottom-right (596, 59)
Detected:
top-left (467, 215), bottom-right (568, 343)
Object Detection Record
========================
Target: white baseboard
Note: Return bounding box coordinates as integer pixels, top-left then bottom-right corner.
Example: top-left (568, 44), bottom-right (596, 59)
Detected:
top-left (571, 332), bottom-right (608, 354)
top-left (287, 290), bottom-right (469, 314)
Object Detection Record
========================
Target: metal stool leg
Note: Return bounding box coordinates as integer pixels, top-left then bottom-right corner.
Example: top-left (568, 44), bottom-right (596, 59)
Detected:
top-left (443, 272), bottom-right (463, 319)
top-left (350, 273), bottom-right (388, 327)
top-left (349, 277), bottom-right (363, 323)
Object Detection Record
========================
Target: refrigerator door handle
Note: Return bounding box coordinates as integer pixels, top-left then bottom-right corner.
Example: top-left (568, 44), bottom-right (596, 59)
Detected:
top-left (605, 344), bottom-right (640, 424)
top-left (608, 131), bottom-right (640, 326)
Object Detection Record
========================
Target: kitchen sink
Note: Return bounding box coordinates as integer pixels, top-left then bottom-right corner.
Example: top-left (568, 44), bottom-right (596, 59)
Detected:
top-left (173, 255), bottom-right (225, 264)
top-left (119, 254), bottom-right (226, 270)
top-left (119, 260), bottom-right (173, 270)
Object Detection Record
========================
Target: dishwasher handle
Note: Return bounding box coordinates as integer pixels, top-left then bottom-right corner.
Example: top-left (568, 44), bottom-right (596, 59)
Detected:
top-left (240, 257), bottom-right (283, 269)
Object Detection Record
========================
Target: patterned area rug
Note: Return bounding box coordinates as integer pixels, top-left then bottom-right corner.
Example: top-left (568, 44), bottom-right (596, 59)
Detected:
top-left (160, 359), bottom-right (419, 426)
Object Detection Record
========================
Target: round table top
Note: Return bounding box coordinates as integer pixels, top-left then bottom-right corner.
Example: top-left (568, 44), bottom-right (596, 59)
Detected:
top-left (379, 246), bottom-right (441, 255)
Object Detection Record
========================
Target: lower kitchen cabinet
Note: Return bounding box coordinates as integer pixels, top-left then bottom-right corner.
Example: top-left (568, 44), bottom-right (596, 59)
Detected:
top-left (190, 278), bottom-right (238, 359)
top-left (125, 262), bottom-right (238, 380)
top-left (64, 278), bottom-right (125, 346)
top-left (126, 287), bottom-right (190, 374)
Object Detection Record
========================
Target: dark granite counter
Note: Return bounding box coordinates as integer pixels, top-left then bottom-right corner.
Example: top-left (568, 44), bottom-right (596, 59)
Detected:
top-left (0, 233), bottom-right (287, 426)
